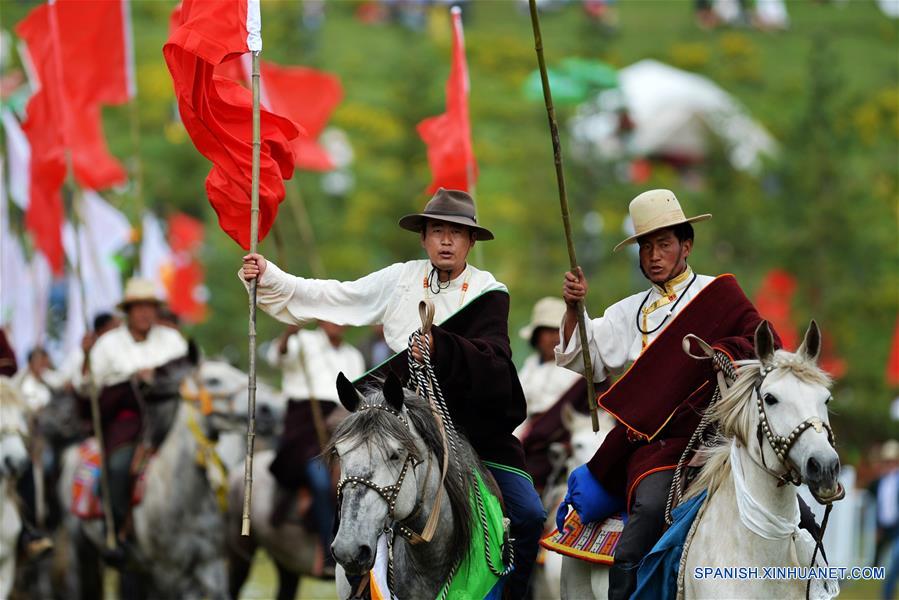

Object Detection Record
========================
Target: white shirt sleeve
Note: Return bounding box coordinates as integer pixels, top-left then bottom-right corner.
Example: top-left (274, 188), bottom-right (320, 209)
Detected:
top-left (554, 300), bottom-right (635, 383)
top-left (240, 261), bottom-right (406, 327)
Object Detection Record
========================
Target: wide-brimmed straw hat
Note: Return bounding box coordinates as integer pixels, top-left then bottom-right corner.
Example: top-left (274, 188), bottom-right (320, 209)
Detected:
top-left (613, 189), bottom-right (711, 252)
top-left (519, 297), bottom-right (567, 342)
top-left (398, 188), bottom-right (494, 241)
top-left (117, 278), bottom-right (163, 311)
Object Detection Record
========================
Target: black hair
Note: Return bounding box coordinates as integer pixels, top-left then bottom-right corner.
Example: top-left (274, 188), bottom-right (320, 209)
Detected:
top-left (529, 326), bottom-right (554, 349)
top-left (27, 346), bottom-right (47, 362)
top-left (93, 312), bottom-right (115, 332)
top-left (636, 222), bottom-right (695, 247)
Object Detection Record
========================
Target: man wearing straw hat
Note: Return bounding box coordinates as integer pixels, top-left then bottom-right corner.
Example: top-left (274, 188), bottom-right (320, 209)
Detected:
top-left (555, 189), bottom-right (784, 599)
top-left (515, 297), bottom-right (589, 495)
top-left (242, 187), bottom-right (545, 597)
top-left (87, 277), bottom-right (187, 552)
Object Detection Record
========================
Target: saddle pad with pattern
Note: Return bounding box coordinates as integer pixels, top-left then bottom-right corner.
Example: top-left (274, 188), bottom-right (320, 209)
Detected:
top-left (71, 438), bottom-right (149, 520)
top-left (540, 510), bottom-right (626, 565)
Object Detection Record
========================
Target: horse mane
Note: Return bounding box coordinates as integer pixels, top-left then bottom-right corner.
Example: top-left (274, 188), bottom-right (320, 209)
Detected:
top-left (326, 382), bottom-right (481, 576)
top-left (682, 349), bottom-right (832, 502)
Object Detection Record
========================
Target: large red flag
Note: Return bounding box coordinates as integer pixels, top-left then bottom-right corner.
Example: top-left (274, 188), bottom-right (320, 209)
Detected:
top-left (260, 62), bottom-right (343, 171)
top-left (417, 7), bottom-right (477, 193)
top-left (16, 0), bottom-right (134, 273)
top-left (164, 0), bottom-right (301, 250)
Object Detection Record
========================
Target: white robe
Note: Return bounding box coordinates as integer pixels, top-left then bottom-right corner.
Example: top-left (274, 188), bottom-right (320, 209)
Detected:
top-left (243, 259), bottom-right (507, 354)
top-left (88, 325), bottom-right (188, 388)
top-left (266, 328), bottom-right (365, 402)
top-left (555, 268), bottom-right (715, 382)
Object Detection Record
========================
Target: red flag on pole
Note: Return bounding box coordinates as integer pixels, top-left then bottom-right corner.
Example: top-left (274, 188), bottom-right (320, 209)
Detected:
top-left (16, 0), bottom-right (134, 273)
top-left (417, 7), bottom-right (477, 194)
top-left (259, 62), bottom-right (343, 171)
top-left (163, 0), bottom-right (301, 250)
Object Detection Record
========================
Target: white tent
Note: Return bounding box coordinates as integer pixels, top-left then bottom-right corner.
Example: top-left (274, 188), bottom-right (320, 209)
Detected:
top-left (570, 59), bottom-right (778, 173)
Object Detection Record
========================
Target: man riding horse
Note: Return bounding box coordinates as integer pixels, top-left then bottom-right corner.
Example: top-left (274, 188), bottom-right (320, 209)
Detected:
top-left (555, 189), bottom-right (820, 599)
top-left (85, 278), bottom-right (188, 561)
top-left (241, 187), bottom-right (545, 598)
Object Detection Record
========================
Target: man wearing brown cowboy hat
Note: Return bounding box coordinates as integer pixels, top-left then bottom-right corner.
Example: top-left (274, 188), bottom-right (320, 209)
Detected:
top-left (554, 189), bottom-right (795, 599)
top-left (87, 277), bottom-right (187, 556)
top-left (242, 187), bottom-right (545, 597)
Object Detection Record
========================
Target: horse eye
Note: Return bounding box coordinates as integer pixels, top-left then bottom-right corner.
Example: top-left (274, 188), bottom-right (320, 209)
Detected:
top-left (825, 395), bottom-right (833, 405)
top-left (388, 450), bottom-right (401, 461)
top-left (764, 393), bottom-right (779, 406)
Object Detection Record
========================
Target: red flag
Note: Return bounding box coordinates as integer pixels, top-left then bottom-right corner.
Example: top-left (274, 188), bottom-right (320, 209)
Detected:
top-left (167, 213), bottom-right (207, 323)
top-left (417, 7), bottom-right (477, 194)
top-left (887, 316), bottom-right (899, 387)
top-left (163, 0), bottom-right (302, 250)
top-left (260, 62), bottom-right (343, 171)
top-left (753, 269), bottom-right (799, 351)
top-left (16, 0), bottom-right (133, 273)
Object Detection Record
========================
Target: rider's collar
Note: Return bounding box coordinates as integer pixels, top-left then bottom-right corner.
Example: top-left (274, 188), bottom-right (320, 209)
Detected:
top-left (652, 266), bottom-right (693, 296)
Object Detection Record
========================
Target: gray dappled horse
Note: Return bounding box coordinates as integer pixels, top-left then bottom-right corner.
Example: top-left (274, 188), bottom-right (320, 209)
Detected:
top-left (57, 350), bottom-right (234, 599)
top-left (0, 378), bottom-right (30, 599)
top-left (329, 372), bottom-right (501, 599)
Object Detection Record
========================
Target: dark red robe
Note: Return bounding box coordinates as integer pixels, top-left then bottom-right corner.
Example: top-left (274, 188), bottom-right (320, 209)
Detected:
top-left (586, 274), bottom-right (781, 509)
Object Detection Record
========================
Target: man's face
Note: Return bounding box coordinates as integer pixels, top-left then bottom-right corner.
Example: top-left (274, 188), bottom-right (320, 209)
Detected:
top-left (420, 220), bottom-right (475, 273)
top-left (126, 302), bottom-right (158, 336)
top-left (534, 327), bottom-right (560, 363)
top-left (29, 350), bottom-right (51, 374)
top-left (319, 320), bottom-right (346, 346)
top-left (638, 228), bottom-right (692, 285)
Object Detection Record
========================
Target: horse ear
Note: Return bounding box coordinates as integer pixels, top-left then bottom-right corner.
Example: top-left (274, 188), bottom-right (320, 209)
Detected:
top-left (797, 319), bottom-right (822, 363)
top-left (336, 372), bottom-right (361, 413)
top-left (383, 372), bottom-right (405, 413)
top-left (754, 320), bottom-right (776, 365)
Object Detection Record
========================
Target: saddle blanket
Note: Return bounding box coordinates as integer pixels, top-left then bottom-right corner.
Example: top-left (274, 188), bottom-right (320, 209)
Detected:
top-left (71, 438), bottom-right (149, 520)
top-left (540, 510), bottom-right (627, 565)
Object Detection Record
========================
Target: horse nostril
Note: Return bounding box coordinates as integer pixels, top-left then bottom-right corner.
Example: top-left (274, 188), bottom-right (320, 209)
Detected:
top-left (357, 544), bottom-right (372, 565)
top-left (806, 456), bottom-right (821, 477)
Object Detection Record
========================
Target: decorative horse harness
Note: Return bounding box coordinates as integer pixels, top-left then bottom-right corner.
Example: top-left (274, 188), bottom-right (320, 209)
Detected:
top-left (336, 301), bottom-right (513, 600)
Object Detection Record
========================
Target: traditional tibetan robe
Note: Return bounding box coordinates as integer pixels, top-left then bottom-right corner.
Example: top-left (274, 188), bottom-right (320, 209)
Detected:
top-left (556, 272), bottom-right (779, 508)
top-left (86, 325), bottom-right (188, 451)
top-left (248, 259), bottom-right (529, 471)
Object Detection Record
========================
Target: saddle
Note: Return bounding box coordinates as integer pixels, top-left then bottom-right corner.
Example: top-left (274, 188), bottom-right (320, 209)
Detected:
top-left (70, 438), bottom-right (152, 520)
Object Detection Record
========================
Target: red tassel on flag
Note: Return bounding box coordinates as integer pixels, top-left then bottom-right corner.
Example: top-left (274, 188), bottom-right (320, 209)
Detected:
top-left (417, 7), bottom-right (477, 194)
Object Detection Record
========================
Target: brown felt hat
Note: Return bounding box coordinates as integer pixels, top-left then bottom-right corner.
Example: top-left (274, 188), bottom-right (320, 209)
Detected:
top-left (398, 188), bottom-right (494, 241)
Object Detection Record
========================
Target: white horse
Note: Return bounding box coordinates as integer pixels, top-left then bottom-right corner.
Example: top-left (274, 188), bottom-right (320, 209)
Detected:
top-left (559, 321), bottom-right (841, 599)
top-left (0, 378), bottom-right (30, 599)
top-left (57, 354), bottom-right (233, 599)
top-left (537, 405), bottom-right (613, 600)
top-left (680, 320), bottom-right (840, 599)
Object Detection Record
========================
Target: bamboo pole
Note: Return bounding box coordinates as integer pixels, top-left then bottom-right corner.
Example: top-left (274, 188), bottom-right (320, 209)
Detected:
top-left (527, 0), bottom-right (600, 432)
top-left (241, 50), bottom-right (262, 537)
top-left (45, 0), bottom-right (118, 549)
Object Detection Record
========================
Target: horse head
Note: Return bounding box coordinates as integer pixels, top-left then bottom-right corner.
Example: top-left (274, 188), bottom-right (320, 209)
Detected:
top-left (561, 403), bottom-right (614, 473)
top-left (752, 320), bottom-right (841, 503)
top-left (329, 372), bottom-right (427, 575)
top-left (0, 378), bottom-right (30, 479)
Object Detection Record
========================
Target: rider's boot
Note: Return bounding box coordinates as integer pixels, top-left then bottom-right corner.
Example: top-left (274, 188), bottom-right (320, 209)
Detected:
top-left (608, 561), bottom-right (639, 600)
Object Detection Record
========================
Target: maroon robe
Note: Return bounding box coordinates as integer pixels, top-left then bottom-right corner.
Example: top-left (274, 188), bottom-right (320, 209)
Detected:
top-left (586, 275), bottom-right (781, 509)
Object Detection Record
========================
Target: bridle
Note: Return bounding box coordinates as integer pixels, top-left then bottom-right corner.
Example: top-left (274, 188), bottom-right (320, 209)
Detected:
top-left (752, 363), bottom-right (843, 503)
top-left (335, 402), bottom-right (434, 544)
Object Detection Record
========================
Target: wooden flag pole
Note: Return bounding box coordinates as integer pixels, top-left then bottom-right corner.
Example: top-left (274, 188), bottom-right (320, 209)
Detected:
top-left (241, 49), bottom-right (262, 537)
top-left (527, 0), bottom-right (600, 432)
